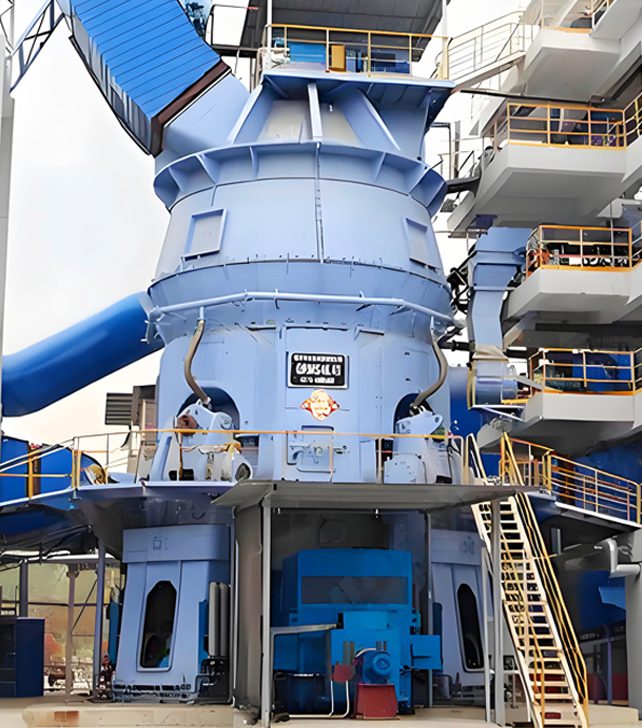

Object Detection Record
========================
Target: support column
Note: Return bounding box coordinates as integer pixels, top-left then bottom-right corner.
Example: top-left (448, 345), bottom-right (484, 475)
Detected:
top-left (0, 33), bottom-right (15, 434)
top-left (426, 512), bottom-right (433, 708)
top-left (481, 548), bottom-right (491, 723)
top-left (65, 568), bottom-right (77, 694)
top-left (440, 0), bottom-right (449, 78)
top-left (260, 504), bottom-right (272, 727)
top-left (626, 569), bottom-right (642, 716)
top-left (266, 0), bottom-right (273, 56)
top-left (92, 542), bottom-right (106, 697)
top-left (18, 559), bottom-right (28, 617)
top-left (492, 500), bottom-right (505, 726)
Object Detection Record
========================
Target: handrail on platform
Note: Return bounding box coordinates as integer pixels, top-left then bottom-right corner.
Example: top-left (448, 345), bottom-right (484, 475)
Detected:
top-left (500, 435), bottom-right (640, 524)
top-left (526, 224), bottom-right (636, 275)
top-left (258, 23), bottom-right (450, 79)
top-left (0, 427), bottom-right (502, 499)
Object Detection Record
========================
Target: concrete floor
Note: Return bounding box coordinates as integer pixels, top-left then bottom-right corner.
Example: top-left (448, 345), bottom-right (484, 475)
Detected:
top-left (0, 697), bottom-right (640, 728)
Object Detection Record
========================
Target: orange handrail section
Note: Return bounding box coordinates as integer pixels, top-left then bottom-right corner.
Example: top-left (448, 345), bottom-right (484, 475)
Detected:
top-left (528, 347), bottom-right (642, 395)
top-left (0, 428), bottom-right (492, 496)
top-left (260, 24), bottom-right (450, 78)
top-left (488, 101), bottom-right (626, 151)
top-left (501, 435), bottom-right (640, 524)
top-left (525, 225), bottom-right (636, 275)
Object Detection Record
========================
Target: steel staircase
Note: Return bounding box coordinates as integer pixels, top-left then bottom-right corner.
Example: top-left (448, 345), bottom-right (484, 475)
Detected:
top-left (472, 493), bottom-right (588, 728)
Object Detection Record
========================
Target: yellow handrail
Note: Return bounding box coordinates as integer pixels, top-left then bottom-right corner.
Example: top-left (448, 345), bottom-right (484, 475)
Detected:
top-left (474, 500), bottom-right (550, 727)
top-left (502, 436), bottom-right (641, 524)
top-left (489, 100), bottom-right (626, 151)
top-left (527, 346), bottom-right (641, 396)
top-left (515, 493), bottom-right (589, 720)
top-left (500, 433), bottom-right (525, 485)
top-left (526, 224), bottom-right (634, 276)
top-left (262, 23), bottom-right (449, 79)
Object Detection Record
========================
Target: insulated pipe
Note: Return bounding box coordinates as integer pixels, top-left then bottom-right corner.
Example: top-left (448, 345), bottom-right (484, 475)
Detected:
top-left (183, 315), bottom-right (211, 408)
top-left (410, 333), bottom-right (448, 413)
top-left (605, 538), bottom-right (641, 578)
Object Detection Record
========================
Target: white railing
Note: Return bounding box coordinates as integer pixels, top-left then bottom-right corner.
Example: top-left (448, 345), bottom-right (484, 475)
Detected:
top-left (522, 0), bottom-right (615, 29)
top-left (443, 12), bottom-right (537, 85)
top-left (443, 0), bottom-right (617, 86)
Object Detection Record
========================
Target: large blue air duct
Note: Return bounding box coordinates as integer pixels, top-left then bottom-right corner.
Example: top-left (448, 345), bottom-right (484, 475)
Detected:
top-left (2, 293), bottom-right (163, 416)
top-left (67, 0), bottom-right (230, 154)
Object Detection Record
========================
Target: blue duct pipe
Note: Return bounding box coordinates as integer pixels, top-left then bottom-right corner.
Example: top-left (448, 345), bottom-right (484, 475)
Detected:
top-left (2, 293), bottom-right (163, 417)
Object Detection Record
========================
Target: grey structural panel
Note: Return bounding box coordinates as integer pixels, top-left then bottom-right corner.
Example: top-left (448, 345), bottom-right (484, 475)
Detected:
top-left (214, 481), bottom-right (533, 511)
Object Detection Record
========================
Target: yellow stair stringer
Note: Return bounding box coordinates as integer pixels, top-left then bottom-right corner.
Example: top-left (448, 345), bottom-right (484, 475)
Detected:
top-left (472, 495), bottom-right (588, 728)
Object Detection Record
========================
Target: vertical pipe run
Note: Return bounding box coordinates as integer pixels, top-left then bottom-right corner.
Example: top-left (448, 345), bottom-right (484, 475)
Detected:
top-left (18, 559), bottom-right (28, 617)
top-left (65, 569), bottom-right (77, 694)
top-left (220, 583), bottom-right (230, 658)
top-left (260, 504), bottom-right (272, 727)
top-left (492, 500), bottom-right (505, 726)
top-left (92, 541), bottom-right (106, 697)
top-left (209, 582), bottom-right (221, 657)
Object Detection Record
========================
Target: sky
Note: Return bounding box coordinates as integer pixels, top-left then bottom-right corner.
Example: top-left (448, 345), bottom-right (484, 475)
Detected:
top-left (2, 0), bottom-right (522, 445)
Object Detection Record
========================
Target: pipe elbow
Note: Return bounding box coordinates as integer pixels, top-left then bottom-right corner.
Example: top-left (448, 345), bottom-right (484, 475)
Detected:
top-left (606, 538), bottom-right (640, 578)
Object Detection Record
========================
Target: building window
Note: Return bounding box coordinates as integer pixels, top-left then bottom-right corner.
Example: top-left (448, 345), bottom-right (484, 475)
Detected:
top-left (139, 581), bottom-right (177, 668)
top-left (457, 583), bottom-right (483, 670)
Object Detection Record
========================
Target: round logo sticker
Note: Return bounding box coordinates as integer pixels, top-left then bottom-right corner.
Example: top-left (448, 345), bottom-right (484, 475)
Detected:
top-left (300, 389), bottom-right (340, 421)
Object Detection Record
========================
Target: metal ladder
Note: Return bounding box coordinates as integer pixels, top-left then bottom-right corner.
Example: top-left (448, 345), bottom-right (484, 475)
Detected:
top-left (472, 493), bottom-right (588, 728)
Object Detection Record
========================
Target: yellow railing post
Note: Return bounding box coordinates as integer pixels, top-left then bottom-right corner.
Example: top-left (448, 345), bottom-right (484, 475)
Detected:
top-left (546, 103), bottom-right (551, 145)
top-left (441, 36), bottom-right (449, 79)
top-left (27, 451), bottom-right (34, 499)
top-left (367, 30), bottom-right (371, 75)
top-left (325, 28), bottom-right (330, 72)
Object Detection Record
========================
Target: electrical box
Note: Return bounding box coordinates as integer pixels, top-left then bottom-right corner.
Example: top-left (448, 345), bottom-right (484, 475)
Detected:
top-left (0, 617), bottom-right (44, 697)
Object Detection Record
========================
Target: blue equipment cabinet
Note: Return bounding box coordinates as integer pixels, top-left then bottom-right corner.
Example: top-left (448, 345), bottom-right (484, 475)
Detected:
top-left (273, 549), bottom-right (441, 715)
top-left (0, 617), bottom-right (45, 697)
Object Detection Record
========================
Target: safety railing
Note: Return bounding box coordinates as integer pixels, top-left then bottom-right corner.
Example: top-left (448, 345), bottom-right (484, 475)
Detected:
top-left (496, 523), bottom-right (549, 728)
top-left (28, 428), bottom-right (504, 490)
top-left (0, 427), bottom-right (510, 499)
top-left (501, 436), bottom-right (641, 523)
top-left (473, 494), bottom-right (587, 728)
top-left (525, 224), bottom-right (635, 275)
top-left (488, 101), bottom-right (626, 151)
top-left (528, 347), bottom-right (642, 395)
top-left (438, 0), bottom-right (617, 86)
top-left (0, 439), bottom-right (81, 504)
top-left (436, 12), bottom-right (536, 85)
top-left (258, 24), bottom-right (450, 80)
top-left (514, 492), bottom-right (589, 723)
top-left (522, 0), bottom-right (614, 29)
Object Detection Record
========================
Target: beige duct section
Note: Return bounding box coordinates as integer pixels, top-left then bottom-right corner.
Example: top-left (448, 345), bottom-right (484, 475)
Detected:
top-left (410, 333), bottom-right (448, 413)
top-left (183, 317), bottom-right (212, 407)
